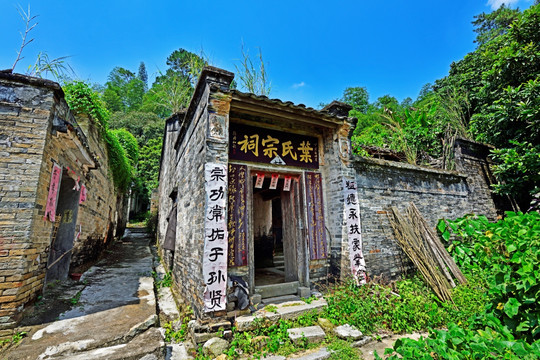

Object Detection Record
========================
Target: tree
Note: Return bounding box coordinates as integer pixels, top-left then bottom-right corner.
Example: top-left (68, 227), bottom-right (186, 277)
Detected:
top-left (138, 138), bottom-right (162, 191)
top-left (103, 67), bottom-right (145, 112)
top-left (434, 3), bottom-right (540, 208)
top-left (108, 111), bottom-right (163, 146)
top-left (138, 62), bottom-right (148, 91)
top-left (491, 141), bottom-right (540, 210)
top-left (110, 128), bottom-right (139, 166)
top-left (164, 48), bottom-right (207, 86)
top-left (472, 4), bottom-right (520, 46)
top-left (144, 48), bottom-right (208, 117)
top-left (341, 87), bottom-right (369, 114)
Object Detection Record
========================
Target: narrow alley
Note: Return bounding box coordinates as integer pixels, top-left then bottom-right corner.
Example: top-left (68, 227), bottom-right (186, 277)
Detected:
top-left (3, 228), bottom-right (164, 360)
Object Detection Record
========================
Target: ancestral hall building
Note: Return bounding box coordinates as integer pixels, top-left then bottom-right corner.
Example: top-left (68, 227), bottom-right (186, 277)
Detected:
top-left (158, 67), bottom-right (498, 319)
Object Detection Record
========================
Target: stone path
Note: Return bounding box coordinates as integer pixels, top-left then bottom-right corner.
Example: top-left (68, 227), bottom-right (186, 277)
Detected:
top-left (1, 228), bottom-right (163, 360)
top-left (1, 227), bottom-right (427, 360)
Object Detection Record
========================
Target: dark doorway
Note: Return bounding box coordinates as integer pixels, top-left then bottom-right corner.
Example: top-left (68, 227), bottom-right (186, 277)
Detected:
top-left (45, 171), bottom-right (81, 283)
top-left (253, 176), bottom-right (300, 286)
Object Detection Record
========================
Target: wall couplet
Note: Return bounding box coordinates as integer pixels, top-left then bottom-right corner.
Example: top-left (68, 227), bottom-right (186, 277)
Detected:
top-left (227, 164), bottom-right (248, 267)
top-left (343, 177), bottom-right (367, 285)
top-left (203, 163), bottom-right (228, 312)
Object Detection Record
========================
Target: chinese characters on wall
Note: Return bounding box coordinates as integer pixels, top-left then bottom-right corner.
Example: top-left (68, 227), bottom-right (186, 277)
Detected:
top-left (343, 177), bottom-right (367, 285)
top-left (229, 123), bottom-right (319, 169)
top-left (227, 164), bottom-right (248, 267)
top-left (203, 163), bottom-right (228, 312)
top-left (44, 163), bottom-right (62, 222)
top-left (306, 172), bottom-right (327, 260)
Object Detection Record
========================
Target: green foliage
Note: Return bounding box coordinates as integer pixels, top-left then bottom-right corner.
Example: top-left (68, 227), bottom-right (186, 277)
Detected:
top-left (0, 331), bottom-right (27, 348)
top-left (382, 211), bottom-right (540, 358)
top-left (138, 62), bottom-right (148, 91)
top-left (438, 4), bottom-right (540, 150)
top-left (235, 44), bottom-right (271, 96)
top-left (108, 111), bottom-right (164, 146)
top-left (104, 130), bottom-right (132, 192)
top-left (442, 211), bottom-right (540, 342)
top-left (327, 338), bottom-right (361, 359)
top-left (70, 291), bottom-right (81, 305)
top-left (63, 81), bottom-right (132, 192)
top-left (138, 138), bottom-right (162, 191)
top-left (63, 81), bottom-right (109, 131)
top-left (491, 141), bottom-right (540, 207)
top-left (322, 274), bottom-right (485, 335)
top-left (472, 4), bottom-right (520, 46)
top-left (146, 48), bottom-right (207, 117)
top-left (383, 317), bottom-right (540, 360)
top-left (110, 128), bottom-right (139, 166)
top-left (103, 67), bottom-right (145, 112)
top-left (348, 3), bottom-right (540, 192)
top-left (341, 87), bottom-right (369, 114)
top-left (163, 306), bottom-right (192, 343)
top-left (154, 271), bottom-right (172, 289)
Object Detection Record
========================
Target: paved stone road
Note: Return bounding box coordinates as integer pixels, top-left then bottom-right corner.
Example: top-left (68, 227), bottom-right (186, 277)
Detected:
top-left (2, 228), bottom-right (164, 360)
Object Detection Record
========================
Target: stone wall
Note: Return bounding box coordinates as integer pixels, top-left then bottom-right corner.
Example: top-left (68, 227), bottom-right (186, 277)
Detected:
top-left (157, 114), bottom-right (182, 270)
top-left (454, 138), bottom-right (507, 217)
top-left (157, 68), bottom-right (233, 319)
top-left (351, 154), bottom-right (497, 280)
top-left (0, 75), bottom-right (54, 331)
top-left (0, 73), bottom-right (123, 332)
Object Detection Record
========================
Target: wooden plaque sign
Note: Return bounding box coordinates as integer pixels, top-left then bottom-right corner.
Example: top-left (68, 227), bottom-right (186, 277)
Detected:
top-left (229, 123), bottom-right (319, 169)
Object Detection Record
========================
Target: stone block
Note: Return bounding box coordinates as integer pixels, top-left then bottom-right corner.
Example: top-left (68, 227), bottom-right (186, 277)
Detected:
top-left (334, 324), bottom-right (363, 340)
top-left (293, 347), bottom-right (332, 360)
top-left (202, 337), bottom-right (229, 358)
top-left (255, 281), bottom-right (299, 298)
top-left (297, 286), bottom-right (311, 298)
top-left (234, 315), bottom-right (258, 332)
top-left (351, 335), bottom-right (373, 348)
top-left (251, 294), bottom-right (262, 307)
top-left (287, 325), bottom-right (326, 345)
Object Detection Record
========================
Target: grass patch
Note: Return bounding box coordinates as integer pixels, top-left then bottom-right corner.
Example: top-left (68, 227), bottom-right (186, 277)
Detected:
top-left (189, 272), bottom-right (487, 359)
top-left (321, 273), bottom-right (486, 335)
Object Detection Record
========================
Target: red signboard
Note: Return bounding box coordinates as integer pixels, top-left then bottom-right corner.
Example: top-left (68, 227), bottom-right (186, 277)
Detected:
top-left (229, 123), bottom-right (319, 169)
top-left (44, 163), bottom-right (62, 222)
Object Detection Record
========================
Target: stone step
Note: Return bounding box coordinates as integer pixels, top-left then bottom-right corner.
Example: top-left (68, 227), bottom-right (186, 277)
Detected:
top-left (235, 298), bottom-right (327, 331)
top-left (255, 281), bottom-right (299, 299)
top-left (287, 326), bottom-right (326, 345)
top-left (292, 347), bottom-right (332, 360)
top-left (261, 294), bottom-right (300, 305)
top-left (48, 327), bottom-right (164, 360)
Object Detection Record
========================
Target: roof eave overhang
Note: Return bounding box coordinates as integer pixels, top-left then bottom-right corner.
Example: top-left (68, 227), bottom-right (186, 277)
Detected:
top-left (229, 92), bottom-right (348, 129)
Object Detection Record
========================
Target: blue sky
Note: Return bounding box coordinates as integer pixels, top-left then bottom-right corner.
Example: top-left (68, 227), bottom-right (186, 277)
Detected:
top-left (0, 0), bottom-right (534, 108)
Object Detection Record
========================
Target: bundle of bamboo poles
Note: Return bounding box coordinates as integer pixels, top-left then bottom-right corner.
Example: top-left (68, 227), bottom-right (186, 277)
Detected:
top-left (388, 203), bottom-right (466, 302)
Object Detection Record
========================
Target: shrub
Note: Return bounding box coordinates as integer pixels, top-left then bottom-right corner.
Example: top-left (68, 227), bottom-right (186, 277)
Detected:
top-left (441, 212), bottom-right (540, 342)
top-left (63, 81), bottom-right (133, 192)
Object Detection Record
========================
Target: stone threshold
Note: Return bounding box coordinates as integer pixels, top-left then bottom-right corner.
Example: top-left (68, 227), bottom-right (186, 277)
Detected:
top-left (234, 298), bottom-right (327, 332)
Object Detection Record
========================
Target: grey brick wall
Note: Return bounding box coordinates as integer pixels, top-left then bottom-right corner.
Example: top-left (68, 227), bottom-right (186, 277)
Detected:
top-left (350, 154), bottom-right (497, 280)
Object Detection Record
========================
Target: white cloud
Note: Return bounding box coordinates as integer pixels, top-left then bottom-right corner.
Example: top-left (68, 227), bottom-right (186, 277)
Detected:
top-left (487, 0), bottom-right (520, 10)
top-left (292, 81), bottom-right (305, 89)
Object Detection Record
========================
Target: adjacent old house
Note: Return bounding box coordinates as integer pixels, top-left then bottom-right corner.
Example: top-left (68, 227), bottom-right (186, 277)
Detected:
top-left (157, 66), bottom-right (498, 321)
top-left (0, 72), bottom-right (125, 332)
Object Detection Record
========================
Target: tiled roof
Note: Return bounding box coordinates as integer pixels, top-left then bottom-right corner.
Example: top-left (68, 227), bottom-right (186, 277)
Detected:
top-left (229, 89), bottom-right (350, 122)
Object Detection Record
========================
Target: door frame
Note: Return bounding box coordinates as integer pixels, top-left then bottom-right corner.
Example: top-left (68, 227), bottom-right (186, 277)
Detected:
top-left (246, 166), bottom-right (310, 293)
